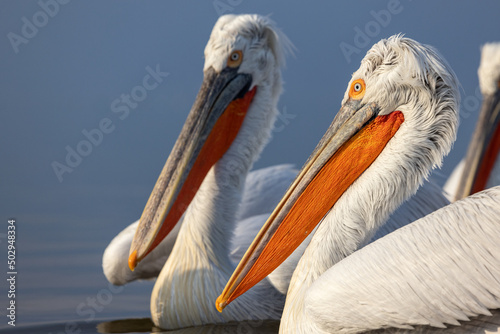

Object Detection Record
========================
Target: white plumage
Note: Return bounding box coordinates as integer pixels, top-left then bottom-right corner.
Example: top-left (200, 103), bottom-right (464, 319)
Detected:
top-left (265, 179), bottom-right (451, 296)
top-left (478, 42), bottom-right (500, 96)
top-left (281, 35), bottom-right (461, 333)
top-left (443, 158), bottom-right (464, 199)
top-left (306, 187), bottom-right (500, 333)
top-left (132, 14), bottom-right (293, 329)
top-left (103, 219), bottom-right (178, 286)
top-left (219, 35), bottom-right (500, 333)
top-left (103, 166), bottom-right (449, 291)
top-left (102, 164), bottom-right (297, 285)
top-left (103, 19), bottom-right (457, 331)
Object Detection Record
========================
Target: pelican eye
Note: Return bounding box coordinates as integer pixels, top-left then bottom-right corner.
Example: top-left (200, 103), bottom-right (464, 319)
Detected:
top-left (349, 79), bottom-right (366, 100)
top-left (227, 50), bottom-right (243, 68)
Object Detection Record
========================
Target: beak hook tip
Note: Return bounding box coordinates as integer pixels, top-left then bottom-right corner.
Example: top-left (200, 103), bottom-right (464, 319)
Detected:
top-left (215, 296), bottom-right (227, 313)
top-left (128, 250), bottom-right (138, 272)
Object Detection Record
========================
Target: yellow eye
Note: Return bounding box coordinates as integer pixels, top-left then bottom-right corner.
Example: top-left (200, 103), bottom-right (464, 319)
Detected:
top-left (227, 50), bottom-right (243, 68)
top-left (349, 79), bottom-right (366, 99)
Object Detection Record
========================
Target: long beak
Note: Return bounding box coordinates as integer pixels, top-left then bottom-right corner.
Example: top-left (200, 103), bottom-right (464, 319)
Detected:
top-left (129, 67), bottom-right (255, 269)
top-left (455, 88), bottom-right (500, 201)
top-left (216, 100), bottom-right (405, 311)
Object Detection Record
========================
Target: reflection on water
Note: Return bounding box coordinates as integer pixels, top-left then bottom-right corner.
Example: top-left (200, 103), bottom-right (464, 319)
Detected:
top-left (97, 318), bottom-right (156, 333)
top-left (0, 320), bottom-right (100, 334)
top-left (98, 318), bottom-right (280, 334)
top-left (1, 318), bottom-right (279, 334)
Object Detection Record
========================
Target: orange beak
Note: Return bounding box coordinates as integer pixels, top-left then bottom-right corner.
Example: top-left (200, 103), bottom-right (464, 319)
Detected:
top-left (129, 67), bottom-right (256, 270)
top-left (455, 87), bottom-right (500, 201)
top-left (216, 99), bottom-right (404, 311)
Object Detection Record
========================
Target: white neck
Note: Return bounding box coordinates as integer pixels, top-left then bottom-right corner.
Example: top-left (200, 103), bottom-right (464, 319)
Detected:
top-left (151, 77), bottom-right (286, 329)
top-left (178, 75), bottom-right (282, 267)
top-left (281, 102), bottom-right (454, 333)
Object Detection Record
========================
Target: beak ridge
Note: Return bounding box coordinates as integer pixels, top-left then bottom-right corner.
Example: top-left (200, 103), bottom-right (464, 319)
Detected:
top-left (217, 101), bottom-right (403, 311)
top-left (455, 90), bottom-right (500, 200)
top-left (129, 67), bottom-right (254, 265)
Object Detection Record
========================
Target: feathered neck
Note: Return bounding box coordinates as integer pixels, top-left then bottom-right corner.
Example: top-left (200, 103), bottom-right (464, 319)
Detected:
top-left (281, 94), bottom-right (457, 333)
top-left (150, 75), bottom-right (285, 329)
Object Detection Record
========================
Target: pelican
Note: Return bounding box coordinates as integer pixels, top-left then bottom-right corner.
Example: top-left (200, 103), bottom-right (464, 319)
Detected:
top-left (217, 35), bottom-right (500, 333)
top-left (123, 14), bottom-right (296, 329)
top-left (445, 42), bottom-right (500, 201)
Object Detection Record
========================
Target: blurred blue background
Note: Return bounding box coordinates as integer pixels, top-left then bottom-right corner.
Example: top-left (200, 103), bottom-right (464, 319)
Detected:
top-left (1, 0), bottom-right (499, 329)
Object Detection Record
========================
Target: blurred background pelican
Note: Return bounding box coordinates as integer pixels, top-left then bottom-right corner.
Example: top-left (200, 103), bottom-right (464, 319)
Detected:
top-left (445, 42), bottom-right (500, 201)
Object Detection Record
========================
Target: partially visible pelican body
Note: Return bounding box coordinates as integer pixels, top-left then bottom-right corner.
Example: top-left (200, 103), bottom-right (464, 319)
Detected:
top-left (218, 35), bottom-right (500, 333)
top-left (102, 164), bottom-right (298, 285)
top-left (124, 14), bottom-right (297, 329)
top-left (445, 42), bottom-right (500, 201)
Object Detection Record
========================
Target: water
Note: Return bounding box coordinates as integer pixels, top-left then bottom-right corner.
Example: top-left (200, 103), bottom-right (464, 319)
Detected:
top-left (2, 318), bottom-right (280, 334)
top-left (0, 218), bottom-right (149, 332)
top-left (0, 218), bottom-right (278, 333)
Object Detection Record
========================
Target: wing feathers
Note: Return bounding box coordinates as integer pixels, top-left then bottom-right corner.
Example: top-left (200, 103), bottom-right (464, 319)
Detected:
top-left (306, 186), bottom-right (500, 333)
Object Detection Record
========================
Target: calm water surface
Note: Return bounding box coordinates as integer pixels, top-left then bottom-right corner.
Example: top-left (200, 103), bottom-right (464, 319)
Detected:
top-left (2, 319), bottom-right (280, 334)
top-left (0, 218), bottom-right (278, 334)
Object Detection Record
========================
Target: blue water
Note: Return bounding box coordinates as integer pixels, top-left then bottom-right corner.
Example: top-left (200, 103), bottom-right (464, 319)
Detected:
top-left (0, 218), bottom-right (153, 332)
top-left (2, 319), bottom-right (280, 333)
top-left (0, 219), bottom-right (279, 333)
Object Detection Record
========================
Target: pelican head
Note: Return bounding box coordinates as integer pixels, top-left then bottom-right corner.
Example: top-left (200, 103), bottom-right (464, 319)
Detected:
top-left (129, 14), bottom-right (292, 269)
top-left (217, 35), bottom-right (460, 310)
top-left (455, 42), bottom-right (500, 200)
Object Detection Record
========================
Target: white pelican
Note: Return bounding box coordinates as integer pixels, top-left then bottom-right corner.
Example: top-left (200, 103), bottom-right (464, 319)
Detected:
top-left (218, 35), bottom-right (500, 333)
top-left (445, 42), bottom-right (500, 201)
top-left (125, 14), bottom-right (295, 329)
